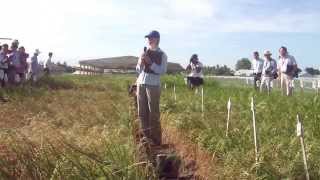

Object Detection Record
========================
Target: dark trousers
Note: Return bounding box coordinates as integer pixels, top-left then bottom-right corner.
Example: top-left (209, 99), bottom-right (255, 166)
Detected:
top-left (253, 73), bottom-right (262, 89)
top-left (137, 84), bottom-right (162, 145)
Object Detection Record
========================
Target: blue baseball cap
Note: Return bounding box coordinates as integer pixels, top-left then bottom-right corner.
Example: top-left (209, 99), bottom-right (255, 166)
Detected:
top-left (145, 30), bottom-right (160, 39)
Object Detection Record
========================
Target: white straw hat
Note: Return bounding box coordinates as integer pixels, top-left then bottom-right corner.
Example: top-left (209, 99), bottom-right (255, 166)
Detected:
top-left (264, 50), bottom-right (272, 55)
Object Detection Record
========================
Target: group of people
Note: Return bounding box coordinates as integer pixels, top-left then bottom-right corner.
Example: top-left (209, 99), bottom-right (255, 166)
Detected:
top-left (135, 30), bottom-right (299, 148)
top-left (0, 40), bottom-right (54, 87)
top-left (252, 47), bottom-right (298, 95)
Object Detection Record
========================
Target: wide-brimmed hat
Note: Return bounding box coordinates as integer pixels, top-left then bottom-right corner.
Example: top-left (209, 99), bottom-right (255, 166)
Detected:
top-left (264, 50), bottom-right (272, 55)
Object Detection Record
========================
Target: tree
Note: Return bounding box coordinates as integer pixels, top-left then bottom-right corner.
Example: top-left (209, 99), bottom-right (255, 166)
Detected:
top-left (235, 58), bottom-right (251, 70)
top-left (203, 65), bottom-right (234, 76)
top-left (305, 67), bottom-right (320, 76)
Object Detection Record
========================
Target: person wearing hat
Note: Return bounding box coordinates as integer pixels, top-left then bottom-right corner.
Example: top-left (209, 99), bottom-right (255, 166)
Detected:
top-left (186, 54), bottom-right (204, 89)
top-left (30, 49), bottom-right (40, 82)
top-left (260, 50), bottom-right (277, 94)
top-left (136, 30), bottom-right (167, 146)
top-left (278, 46), bottom-right (297, 96)
top-left (252, 51), bottom-right (264, 90)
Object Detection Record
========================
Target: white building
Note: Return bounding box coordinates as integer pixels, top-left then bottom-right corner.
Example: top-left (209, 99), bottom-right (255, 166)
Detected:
top-left (234, 69), bottom-right (253, 77)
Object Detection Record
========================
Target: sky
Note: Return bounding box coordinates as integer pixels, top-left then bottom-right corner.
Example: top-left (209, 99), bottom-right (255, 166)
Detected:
top-left (1, 0), bottom-right (320, 69)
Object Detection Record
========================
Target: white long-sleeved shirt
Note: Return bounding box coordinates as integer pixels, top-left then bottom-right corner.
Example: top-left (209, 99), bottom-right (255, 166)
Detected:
top-left (252, 58), bottom-right (264, 74)
top-left (262, 58), bottom-right (277, 77)
top-left (187, 61), bottom-right (203, 78)
top-left (279, 54), bottom-right (297, 73)
top-left (136, 47), bottom-right (167, 86)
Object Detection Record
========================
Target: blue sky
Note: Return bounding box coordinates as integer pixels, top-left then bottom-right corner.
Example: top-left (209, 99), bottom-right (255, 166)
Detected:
top-left (1, 0), bottom-right (320, 69)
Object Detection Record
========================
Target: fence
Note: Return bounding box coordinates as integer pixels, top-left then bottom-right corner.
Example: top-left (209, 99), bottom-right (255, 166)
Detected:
top-left (207, 75), bottom-right (320, 92)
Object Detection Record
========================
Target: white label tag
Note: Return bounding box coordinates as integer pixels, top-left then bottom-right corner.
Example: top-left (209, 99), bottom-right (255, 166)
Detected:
top-left (250, 98), bottom-right (254, 112)
top-left (297, 121), bottom-right (302, 137)
top-left (227, 98), bottom-right (231, 110)
top-left (312, 81), bottom-right (316, 89)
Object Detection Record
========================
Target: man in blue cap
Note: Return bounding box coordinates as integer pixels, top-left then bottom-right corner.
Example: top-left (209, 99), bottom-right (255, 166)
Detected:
top-left (136, 30), bottom-right (167, 146)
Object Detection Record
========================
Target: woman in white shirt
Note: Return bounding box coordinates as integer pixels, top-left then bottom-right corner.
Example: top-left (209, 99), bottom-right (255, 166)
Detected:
top-left (186, 54), bottom-right (204, 89)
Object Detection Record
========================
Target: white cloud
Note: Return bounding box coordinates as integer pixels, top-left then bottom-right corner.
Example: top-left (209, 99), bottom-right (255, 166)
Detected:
top-left (1, 0), bottom-right (319, 65)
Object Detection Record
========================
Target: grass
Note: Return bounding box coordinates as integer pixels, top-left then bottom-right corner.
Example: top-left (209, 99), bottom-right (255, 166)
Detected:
top-left (0, 75), bottom-right (155, 179)
top-left (1, 74), bottom-right (319, 179)
top-left (161, 75), bottom-right (320, 179)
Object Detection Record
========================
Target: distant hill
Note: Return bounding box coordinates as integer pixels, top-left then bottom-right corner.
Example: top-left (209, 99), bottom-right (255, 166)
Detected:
top-left (79, 56), bottom-right (184, 74)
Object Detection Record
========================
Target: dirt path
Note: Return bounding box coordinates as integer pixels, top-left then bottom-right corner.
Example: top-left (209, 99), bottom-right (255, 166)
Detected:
top-left (162, 126), bottom-right (217, 180)
top-left (129, 91), bottom-right (216, 180)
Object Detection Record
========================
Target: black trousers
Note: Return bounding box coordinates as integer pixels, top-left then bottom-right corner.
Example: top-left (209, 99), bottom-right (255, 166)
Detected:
top-left (253, 73), bottom-right (262, 89)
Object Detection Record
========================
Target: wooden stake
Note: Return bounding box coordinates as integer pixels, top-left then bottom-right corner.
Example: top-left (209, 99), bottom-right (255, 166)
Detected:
top-left (173, 84), bottom-right (177, 102)
top-left (300, 79), bottom-right (304, 91)
top-left (201, 87), bottom-right (204, 114)
top-left (296, 115), bottom-right (310, 180)
top-left (312, 81), bottom-right (317, 93)
top-left (226, 97), bottom-right (231, 137)
top-left (251, 97), bottom-right (259, 164)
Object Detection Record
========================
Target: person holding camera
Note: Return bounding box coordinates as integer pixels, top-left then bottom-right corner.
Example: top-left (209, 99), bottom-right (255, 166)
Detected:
top-left (279, 46), bottom-right (297, 96)
top-left (260, 50), bottom-right (277, 94)
top-left (136, 30), bottom-right (167, 146)
top-left (252, 51), bottom-right (264, 90)
top-left (186, 54), bottom-right (203, 89)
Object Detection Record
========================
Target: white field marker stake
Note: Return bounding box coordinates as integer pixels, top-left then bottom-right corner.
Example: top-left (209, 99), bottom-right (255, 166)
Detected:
top-left (173, 84), bottom-right (177, 102)
top-left (292, 79), bottom-right (295, 88)
top-left (296, 115), bottom-right (310, 180)
top-left (312, 81), bottom-right (316, 93)
top-left (251, 97), bottom-right (259, 164)
top-left (317, 80), bottom-right (320, 94)
top-left (300, 79), bottom-right (304, 90)
top-left (226, 97), bottom-right (231, 137)
top-left (201, 87), bottom-right (204, 114)
top-left (246, 78), bottom-right (249, 85)
top-left (164, 83), bottom-right (167, 89)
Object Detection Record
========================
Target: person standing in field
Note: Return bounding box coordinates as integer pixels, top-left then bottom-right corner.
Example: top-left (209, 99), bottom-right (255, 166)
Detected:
top-left (278, 46), bottom-right (298, 96)
top-left (44, 52), bottom-right (53, 75)
top-left (0, 44), bottom-right (9, 87)
top-left (17, 46), bottom-right (29, 84)
top-left (260, 50), bottom-right (277, 94)
top-left (136, 30), bottom-right (167, 146)
top-left (252, 51), bottom-right (264, 90)
top-left (186, 54), bottom-right (204, 89)
top-left (30, 49), bottom-right (40, 82)
top-left (7, 40), bottom-right (19, 85)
